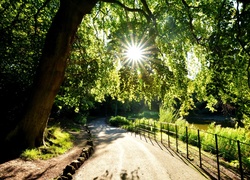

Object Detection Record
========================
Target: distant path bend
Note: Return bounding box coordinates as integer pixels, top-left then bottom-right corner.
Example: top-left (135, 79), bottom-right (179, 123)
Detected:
top-left (74, 118), bottom-right (208, 180)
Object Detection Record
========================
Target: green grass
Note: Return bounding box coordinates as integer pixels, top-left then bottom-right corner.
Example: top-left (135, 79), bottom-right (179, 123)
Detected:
top-left (21, 126), bottom-right (73, 160)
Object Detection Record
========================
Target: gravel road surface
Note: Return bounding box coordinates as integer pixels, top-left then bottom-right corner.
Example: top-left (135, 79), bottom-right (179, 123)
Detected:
top-left (74, 118), bottom-right (208, 180)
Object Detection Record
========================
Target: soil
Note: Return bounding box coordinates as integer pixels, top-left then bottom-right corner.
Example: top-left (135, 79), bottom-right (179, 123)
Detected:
top-left (0, 126), bottom-right (89, 180)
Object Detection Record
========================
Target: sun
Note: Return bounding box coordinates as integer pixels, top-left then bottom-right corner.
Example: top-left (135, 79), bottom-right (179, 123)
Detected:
top-left (125, 45), bottom-right (143, 62)
top-left (121, 35), bottom-right (152, 68)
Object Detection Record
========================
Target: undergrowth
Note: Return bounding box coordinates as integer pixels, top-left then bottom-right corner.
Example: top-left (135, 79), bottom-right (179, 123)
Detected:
top-left (21, 126), bottom-right (73, 160)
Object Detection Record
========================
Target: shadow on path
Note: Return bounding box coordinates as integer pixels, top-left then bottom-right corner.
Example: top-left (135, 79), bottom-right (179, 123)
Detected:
top-left (93, 168), bottom-right (140, 180)
top-left (88, 118), bottom-right (126, 148)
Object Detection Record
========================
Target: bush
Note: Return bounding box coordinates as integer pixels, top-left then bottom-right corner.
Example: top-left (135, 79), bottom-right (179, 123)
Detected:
top-left (109, 116), bottom-right (130, 127)
top-left (159, 107), bottom-right (178, 123)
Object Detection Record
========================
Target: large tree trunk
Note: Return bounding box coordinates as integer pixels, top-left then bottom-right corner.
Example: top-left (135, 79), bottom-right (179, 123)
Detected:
top-left (6, 0), bottom-right (97, 150)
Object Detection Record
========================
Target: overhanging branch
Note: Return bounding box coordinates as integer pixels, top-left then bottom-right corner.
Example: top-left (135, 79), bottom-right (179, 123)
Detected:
top-left (100, 0), bottom-right (150, 22)
top-left (181, 0), bottom-right (201, 44)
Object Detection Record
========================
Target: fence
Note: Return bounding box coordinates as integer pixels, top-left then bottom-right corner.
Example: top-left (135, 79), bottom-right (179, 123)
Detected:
top-left (130, 119), bottom-right (250, 180)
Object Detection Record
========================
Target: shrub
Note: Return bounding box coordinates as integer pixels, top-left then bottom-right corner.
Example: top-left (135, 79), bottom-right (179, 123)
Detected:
top-left (109, 116), bottom-right (130, 127)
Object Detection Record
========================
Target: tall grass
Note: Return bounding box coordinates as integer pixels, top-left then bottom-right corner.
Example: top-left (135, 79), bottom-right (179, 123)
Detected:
top-left (159, 107), bottom-right (178, 123)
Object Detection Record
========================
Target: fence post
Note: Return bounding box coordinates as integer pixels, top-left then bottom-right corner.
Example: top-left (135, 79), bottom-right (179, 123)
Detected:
top-left (144, 119), bottom-right (146, 138)
top-left (131, 121), bottom-right (133, 136)
top-left (148, 120), bottom-right (150, 138)
top-left (160, 122), bottom-right (162, 143)
top-left (237, 140), bottom-right (244, 180)
top-left (141, 119), bottom-right (145, 138)
top-left (134, 121), bottom-right (136, 137)
top-left (198, 129), bottom-right (202, 168)
top-left (215, 134), bottom-right (220, 180)
top-left (176, 125), bottom-right (178, 152)
top-left (167, 123), bottom-right (170, 148)
top-left (139, 119), bottom-right (141, 139)
top-left (154, 121), bottom-right (156, 140)
top-left (186, 126), bottom-right (189, 159)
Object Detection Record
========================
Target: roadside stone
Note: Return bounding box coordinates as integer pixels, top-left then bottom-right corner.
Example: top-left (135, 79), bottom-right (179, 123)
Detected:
top-left (60, 175), bottom-right (68, 180)
top-left (66, 173), bottom-right (73, 180)
top-left (77, 157), bottom-right (86, 164)
top-left (63, 165), bottom-right (76, 176)
top-left (70, 160), bottom-right (81, 169)
top-left (81, 146), bottom-right (91, 158)
top-left (87, 140), bottom-right (93, 146)
top-left (54, 176), bottom-right (63, 180)
top-left (53, 124), bottom-right (94, 180)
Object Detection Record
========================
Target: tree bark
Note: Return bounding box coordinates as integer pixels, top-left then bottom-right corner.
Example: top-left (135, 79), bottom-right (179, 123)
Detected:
top-left (6, 0), bottom-right (97, 150)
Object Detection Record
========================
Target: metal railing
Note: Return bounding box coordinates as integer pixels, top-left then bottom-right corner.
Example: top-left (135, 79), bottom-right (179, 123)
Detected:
top-left (130, 119), bottom-right (250, 180)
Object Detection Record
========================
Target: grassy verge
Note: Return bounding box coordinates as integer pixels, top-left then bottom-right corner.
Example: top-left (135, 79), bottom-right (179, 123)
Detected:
top-left (21, 126), bottom-right (73, 160)
top-left (21, 114), bottom-right (87, 160)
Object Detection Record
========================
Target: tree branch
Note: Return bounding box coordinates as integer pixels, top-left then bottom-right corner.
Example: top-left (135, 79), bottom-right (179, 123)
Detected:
top-left (181, 0), bottom-right (201, 44)
top-left (100, 0), bottom-right (150, 22)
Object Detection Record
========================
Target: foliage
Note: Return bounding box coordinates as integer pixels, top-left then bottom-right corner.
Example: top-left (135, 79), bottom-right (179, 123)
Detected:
top-left (73, 113), bottom-right (87, 125)
top-left (0, 0), bottom-right (59, 139)
top-left (108, 116), bottom-right (130, 127)
top-left (2, 0), bottom-right (250, 152)
top-left (21, 126), bottom-right (73, 160)
top-left (159, 107), bottom-right (179, 123)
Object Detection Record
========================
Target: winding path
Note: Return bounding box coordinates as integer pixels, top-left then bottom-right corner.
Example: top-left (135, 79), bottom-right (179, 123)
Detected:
top-left (74, 118), bottom-right (208, 180)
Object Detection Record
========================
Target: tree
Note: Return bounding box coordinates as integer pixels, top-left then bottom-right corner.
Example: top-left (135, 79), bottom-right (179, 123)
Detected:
top-left (3, 0), bottom-right (156, 151)
top-left (4, 0), bottom-right (98, 150)
top-left (2, 0), bottom-right (250, 154)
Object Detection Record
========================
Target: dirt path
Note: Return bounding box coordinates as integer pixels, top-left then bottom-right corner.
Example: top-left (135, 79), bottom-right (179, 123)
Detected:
top-left (74, 118), bottom-right (209, 180)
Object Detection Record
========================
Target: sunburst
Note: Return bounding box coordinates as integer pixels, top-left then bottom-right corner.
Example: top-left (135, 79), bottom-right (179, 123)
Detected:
top-left (120, 35), bottom-right (154, 69)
